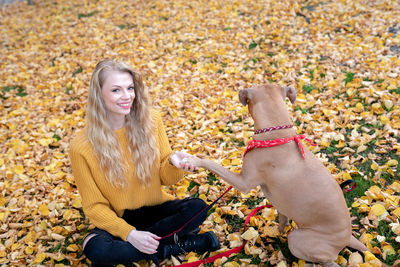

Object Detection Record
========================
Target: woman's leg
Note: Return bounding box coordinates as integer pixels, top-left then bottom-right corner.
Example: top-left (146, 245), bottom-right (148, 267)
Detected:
top-left (122, 197), bottom-right (219, 261)
top-left (122, 197), bottom-right (209, 241)
top-left (82, 228), bottom-right (149, 266)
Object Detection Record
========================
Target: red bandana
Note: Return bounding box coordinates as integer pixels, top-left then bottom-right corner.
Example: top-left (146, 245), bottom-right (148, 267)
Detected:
top-left (244, 134), bottom-right (316, 159)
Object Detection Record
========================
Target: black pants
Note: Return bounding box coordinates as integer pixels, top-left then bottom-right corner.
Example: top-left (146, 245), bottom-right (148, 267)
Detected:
top-left (83, 197), bottom-right (208, 266)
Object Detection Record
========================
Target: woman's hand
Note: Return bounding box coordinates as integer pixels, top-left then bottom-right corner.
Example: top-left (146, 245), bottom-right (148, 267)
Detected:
top-left (169, 151), bottom-right (199, 172)
top-left (126, 229), bottom-right (160, 254)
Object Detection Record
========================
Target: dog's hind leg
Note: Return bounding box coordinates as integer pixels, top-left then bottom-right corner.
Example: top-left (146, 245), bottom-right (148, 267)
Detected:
top-left (278, 213), bottom-right (288, 233)
top-left (348, 235), bottom-right (368, 252)
top-left (288, 228), bottom-right (342, 266)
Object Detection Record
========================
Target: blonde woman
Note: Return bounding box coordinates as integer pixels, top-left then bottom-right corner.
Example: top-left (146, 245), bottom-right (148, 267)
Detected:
top-left (70, 59), bottom-right (220, 266)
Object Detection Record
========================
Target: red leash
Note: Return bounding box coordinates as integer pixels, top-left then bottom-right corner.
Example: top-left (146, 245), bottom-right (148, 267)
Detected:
top-left (168, 204), bottom-right (272, 267)
top-left (160, 186), bottom-right (233, 240)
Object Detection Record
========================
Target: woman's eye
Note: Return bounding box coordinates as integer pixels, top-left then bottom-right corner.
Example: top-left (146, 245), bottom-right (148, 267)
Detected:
top-left (128, 86), bottom-right (134, 91)
top-left (112, 88), bottom-right (119, 93)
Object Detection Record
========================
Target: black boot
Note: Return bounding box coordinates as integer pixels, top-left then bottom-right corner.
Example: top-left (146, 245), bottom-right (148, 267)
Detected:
top-left (159, 232), bottom-right (220, 259)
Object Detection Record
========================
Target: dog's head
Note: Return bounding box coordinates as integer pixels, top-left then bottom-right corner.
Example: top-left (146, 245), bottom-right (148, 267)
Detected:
top-left (238, 84), bottom-right (296, 117)
top-left (239, 84), bottom-right (296, 106)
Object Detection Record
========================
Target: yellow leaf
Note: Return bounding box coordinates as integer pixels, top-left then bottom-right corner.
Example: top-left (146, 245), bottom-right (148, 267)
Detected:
top-left (213, 213), bottom-right (222, 224)
top-left (24, 231), bottom-right (39, 244)
top-left (25, 246), bottom-right (34, 255)
top-left (382, 244), bottom-right (396, 255)
top-left (56, 171), bottom-right (67, 179)
top-left (360, 233), bottom-right (374, 245)
top-left (364, 251), bottom-right (378, 261)
top-left (198, 194), bottom-right (208, 203)
top-left (335, 140), bottom-right (346, 148)
top-left (185, 251), bottom-right (199, 262)
top-left (370, 204), bottom-right (386, 217)
top-left (335, 255), bottom-right (346, 265)
top-left (320, 139), bottom-right (330, 148)
top-left (14, 165), bottom-right (24, 174)
top-left (368, 185), bottom-right (381, 195)
top-left (389, 182), bottom-right (400, 192)
top-left (355, 103), bottom-right (364, 112)
top-left (358, 204), bottom-right (370, 213)
top-left (231, 158), bottom-right (241, 166)
top-left (39, 138), bottom-right (53, 146)
top-left (241, 227), bottom-right (259, 241)
top-left (380, 116), bottom-right (389, 124)
top-left (392, 207), bottom-right (400, 218)
top-left (342, 172), bottom-right (352, 180)
top-left (67, 244), bottom-right (79, 252)
top-left (224, 262), bottom-right (239, 267)
top-left (261, 225), bottom-right (280, 237)
top-left (34, 252), bottom-right (47, 263)
top-left (39, 204), bottom-right (50, 216)
top-left (386, 159), bottom-right (398, 167)
top-left (71, 198), bottom-right (82, 209)
top-left (371, 103), bottom-right (384, 115)
top-left (175, 186), bottom-right (187, 199)
top-left (47, 118), bottom-right (60, 127)
top-left (222, 158), bottom-right (231, 166)
top-left (63, 209), bottom-right (73, 220)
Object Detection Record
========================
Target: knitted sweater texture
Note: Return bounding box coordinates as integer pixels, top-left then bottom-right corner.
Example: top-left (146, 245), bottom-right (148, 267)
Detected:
top-left (69, 111), bottom-right (185, 240)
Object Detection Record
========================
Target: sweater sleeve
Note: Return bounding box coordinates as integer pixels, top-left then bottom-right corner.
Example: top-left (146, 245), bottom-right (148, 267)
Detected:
top-left (153, 111), bottom-right (185, 186)
top-left (70, 144), bottom-right (135, 241)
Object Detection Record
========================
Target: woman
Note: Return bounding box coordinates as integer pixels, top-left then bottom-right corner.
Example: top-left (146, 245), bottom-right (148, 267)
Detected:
top-left (69, 59), bottom-right (220, 266)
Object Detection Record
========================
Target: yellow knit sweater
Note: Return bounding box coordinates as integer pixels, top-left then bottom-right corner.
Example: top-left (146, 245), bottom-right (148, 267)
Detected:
top-left (69, 111), bottom-right (185, 241)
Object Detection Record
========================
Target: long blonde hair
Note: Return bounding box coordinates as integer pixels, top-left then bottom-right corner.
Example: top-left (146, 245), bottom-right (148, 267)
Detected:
top-left (86, 59), bottom-right (159, 188)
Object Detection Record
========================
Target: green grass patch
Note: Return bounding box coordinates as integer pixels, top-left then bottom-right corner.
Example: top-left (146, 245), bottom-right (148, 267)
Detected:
top-left (1, 85), bottom-right (28, 99)
top-left (248, 42), bottom-right (257, 50)
top-left (78, 11), bottom-right (98, 19)
top-left (346, 175), bottom-right (376, 207)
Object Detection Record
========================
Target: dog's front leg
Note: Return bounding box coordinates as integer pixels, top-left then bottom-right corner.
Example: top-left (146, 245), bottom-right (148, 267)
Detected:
top-left (260, 184), bottom-right (288, 233)
top-left (188, 158), bottom-right (259, 194)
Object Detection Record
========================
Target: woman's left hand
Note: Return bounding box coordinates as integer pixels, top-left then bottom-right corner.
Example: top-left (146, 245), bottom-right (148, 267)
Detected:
top-left (169, 151), bottom-right (199, 172)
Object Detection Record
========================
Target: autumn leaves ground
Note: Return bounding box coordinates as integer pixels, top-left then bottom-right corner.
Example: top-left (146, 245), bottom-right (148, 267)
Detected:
top-left (1, 0), bottom-right (400, 266)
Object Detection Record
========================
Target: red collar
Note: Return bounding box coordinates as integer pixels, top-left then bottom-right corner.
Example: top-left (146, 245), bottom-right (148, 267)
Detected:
top-left (244, 134), bottom-right (316, 159)
top-left (254, 124), bottom-right (293, 135)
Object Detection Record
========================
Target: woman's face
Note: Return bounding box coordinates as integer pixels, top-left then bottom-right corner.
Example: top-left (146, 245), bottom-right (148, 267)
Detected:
top-left (101, 70), bottom-right (135, 129)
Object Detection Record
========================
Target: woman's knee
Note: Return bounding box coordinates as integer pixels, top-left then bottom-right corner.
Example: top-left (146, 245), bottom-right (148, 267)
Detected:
top-left (186, 197), bottom-right (207, 210)
top-left (181, 197), bottom-right (208, 218)
top-left (83, 232), bottom-right (114, 262)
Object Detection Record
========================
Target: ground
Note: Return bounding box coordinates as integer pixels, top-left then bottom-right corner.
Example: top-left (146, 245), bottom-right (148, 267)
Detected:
top-left (0, 0), bottom-right (399, 266)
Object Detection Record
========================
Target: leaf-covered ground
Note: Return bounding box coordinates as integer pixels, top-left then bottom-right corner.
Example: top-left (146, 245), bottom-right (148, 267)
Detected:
top-left (1, 0), bottom-right (400, 266)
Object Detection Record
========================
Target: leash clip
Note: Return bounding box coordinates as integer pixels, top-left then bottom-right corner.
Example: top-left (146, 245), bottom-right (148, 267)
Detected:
top-left (340, 179), bottom-right (357, 193)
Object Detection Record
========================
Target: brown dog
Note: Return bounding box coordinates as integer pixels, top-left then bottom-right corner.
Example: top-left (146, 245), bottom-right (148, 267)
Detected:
top-left (186, 84), bottom-right (368, 266)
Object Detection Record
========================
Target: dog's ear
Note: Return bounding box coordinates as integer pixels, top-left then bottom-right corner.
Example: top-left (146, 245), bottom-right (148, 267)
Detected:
top-left (284, 86), bottom-right (296, 104)
top-left (239, 89), bottom-right (250, 106)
